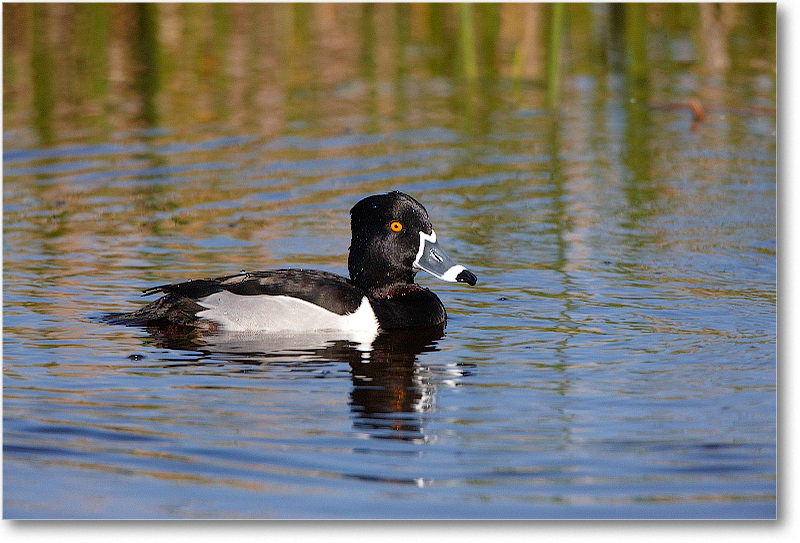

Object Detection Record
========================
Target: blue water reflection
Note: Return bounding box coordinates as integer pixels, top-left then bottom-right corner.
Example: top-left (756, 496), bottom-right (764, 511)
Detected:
top-left (3, 3), bottom-right (775, 519)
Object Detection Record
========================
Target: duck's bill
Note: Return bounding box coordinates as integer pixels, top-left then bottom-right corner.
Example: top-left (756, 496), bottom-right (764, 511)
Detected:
top-left (414, 231), bottom-right (477, 286)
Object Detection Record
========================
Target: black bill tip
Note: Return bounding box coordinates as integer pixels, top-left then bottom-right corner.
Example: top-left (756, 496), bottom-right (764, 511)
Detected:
top-left (456, 269), bottom-right (478, 286)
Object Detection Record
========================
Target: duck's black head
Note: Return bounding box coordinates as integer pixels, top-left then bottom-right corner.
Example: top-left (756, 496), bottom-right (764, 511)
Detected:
top-left (348, 191), bottom-right (477, 297)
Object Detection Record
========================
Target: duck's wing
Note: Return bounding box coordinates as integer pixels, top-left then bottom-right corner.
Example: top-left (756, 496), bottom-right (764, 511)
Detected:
top-left (105, 269), bottom-right (368, 328)
top-left (148, 269), bottom-right (366, 316)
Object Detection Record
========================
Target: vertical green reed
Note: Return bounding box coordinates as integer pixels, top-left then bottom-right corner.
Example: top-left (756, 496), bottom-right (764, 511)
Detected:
top-left (132, 3), bottom-right (160, 126)
top-left (30, 3), bottom-right (54, 144)
top-left (547, 2), bottom-right (565, 110)
top-left (212, 3), bottom-right (232, 118)
top-left (624, 2), bottom-right (648, 84)
top-left (460, 3), bottom-right (478, 81)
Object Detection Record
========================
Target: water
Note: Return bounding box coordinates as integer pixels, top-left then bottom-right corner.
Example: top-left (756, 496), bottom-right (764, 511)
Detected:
top-left (3, 4), bottom-right (776, 519)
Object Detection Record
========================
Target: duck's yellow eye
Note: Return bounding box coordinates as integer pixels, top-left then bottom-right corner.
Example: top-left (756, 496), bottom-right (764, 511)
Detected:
top-left (390, 221), bottom-right (403, 232)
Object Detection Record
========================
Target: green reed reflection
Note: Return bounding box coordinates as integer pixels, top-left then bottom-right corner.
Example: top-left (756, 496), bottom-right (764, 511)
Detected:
top-left (3, 3), bottom-right (776, 145)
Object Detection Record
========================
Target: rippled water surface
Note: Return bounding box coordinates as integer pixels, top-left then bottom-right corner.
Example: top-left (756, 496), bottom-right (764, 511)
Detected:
top-left (3, 4), bottom-right (776, 519)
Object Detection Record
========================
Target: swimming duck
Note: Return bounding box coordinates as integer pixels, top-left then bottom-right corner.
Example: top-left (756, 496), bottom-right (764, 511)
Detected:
top-left (105, 191), bottom-right (477, 333)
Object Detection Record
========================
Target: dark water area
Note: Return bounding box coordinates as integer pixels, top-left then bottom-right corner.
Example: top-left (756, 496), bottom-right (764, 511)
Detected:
top-left (3, 4), bottom-right (776, 519)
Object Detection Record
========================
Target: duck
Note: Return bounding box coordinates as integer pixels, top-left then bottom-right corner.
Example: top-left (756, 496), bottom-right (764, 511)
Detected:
top-left (104, 191), bottom-right (477, 334)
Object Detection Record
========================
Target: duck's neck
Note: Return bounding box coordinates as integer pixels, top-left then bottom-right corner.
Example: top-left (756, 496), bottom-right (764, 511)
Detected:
top-left (371, 283), bottom-right (424, 300)
top-left (348, 251), bottom-right (416, 299)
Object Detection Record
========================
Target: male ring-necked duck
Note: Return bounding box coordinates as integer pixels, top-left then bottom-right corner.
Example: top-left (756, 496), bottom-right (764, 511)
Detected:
top-left (104, 191), bottom-right (477, 333)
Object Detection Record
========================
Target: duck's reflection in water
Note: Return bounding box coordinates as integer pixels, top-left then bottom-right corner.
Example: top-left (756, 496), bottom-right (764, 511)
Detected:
top-left (136, 323), bottom-right (463, 442)
top-left (348, 326), bottom-right (446, 442)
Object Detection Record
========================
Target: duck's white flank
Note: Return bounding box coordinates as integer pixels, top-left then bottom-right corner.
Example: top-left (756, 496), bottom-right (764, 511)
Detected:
top-left (196, 291), bottom-right (380, 334)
